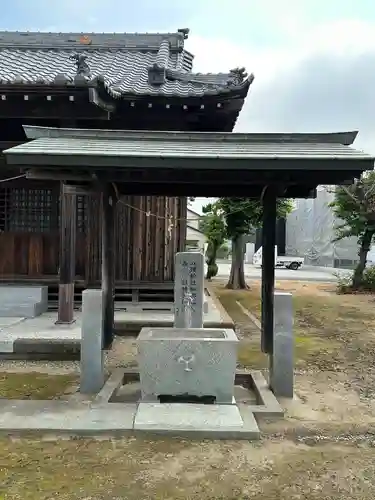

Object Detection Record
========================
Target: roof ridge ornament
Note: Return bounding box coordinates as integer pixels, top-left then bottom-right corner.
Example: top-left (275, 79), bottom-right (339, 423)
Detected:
top-left (228, 67), bottom-right (248, 83)
top-left (69, 53), bottom-right (91, 78)
top-left (177, 28), bottom-right (190, 40)
top-left (227, 67), bottom-right (255, 88)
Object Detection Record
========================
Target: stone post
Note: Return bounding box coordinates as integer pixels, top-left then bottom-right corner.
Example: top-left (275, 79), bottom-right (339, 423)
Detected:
top-left (174, 252), bottom-right (204, 328)
top-left (80, 289), bottom-right (105, 394)
top-left (269, 291), bottom-right (294, 398)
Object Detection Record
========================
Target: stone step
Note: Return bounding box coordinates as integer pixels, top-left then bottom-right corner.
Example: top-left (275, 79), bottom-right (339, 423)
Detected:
top-left (0, 286), bottom-right (48, 303)
top-left (0, 286), bottom-right (48, 318)
top-left (134, 402), bottom-right (261, 440)
top-left (0, 302), bottom-right (47, 318)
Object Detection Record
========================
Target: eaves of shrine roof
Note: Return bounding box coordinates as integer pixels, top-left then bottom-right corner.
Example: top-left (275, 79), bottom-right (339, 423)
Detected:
top-left (0, 29), bottom-right (253, 99)
top-left (4, 126), bottom-right (374, 172)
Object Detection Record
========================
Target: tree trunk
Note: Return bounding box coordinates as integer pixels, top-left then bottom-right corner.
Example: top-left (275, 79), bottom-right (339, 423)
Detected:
top-left (226, 234), bottom-right (248, 289)
top-left (205, 241), bottom-right (219, 280)
top-left (352, 230), bottom-right (374, 289)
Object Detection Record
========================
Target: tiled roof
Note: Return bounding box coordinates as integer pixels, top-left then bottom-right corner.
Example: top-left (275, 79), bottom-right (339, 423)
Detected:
top-left (0, 29), bottom-right (254, 99)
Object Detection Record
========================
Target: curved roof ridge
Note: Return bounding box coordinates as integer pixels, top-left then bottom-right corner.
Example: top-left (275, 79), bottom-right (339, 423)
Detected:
top-left (0, 29), bottom-right (188, 51)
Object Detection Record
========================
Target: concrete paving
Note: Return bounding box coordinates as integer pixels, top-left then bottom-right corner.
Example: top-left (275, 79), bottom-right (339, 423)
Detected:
top-left (216, 261), bottom-right (350, 282)
top-left (0, 371), bottom-right (282, 440)
top-left (0, 399), bottom-right (260, 440)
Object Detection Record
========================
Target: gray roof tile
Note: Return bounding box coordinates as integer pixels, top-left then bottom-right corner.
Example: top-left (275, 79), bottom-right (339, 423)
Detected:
top-left (0, 30), bottom-right (254, 98)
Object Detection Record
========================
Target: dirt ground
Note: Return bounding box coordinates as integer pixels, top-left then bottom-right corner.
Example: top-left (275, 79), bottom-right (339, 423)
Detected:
top-left (1, 435), bottom-right (375, 500)
top-left (1, 280), bottom-right (375, 499)
top-left (217, 280), bottom-right (375, 420)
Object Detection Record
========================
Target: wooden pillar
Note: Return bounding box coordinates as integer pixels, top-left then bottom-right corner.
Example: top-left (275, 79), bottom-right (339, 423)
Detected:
top-left (261, 186), bottom-right (277, 354)
top-left (56, 185), bottom-right (76, 324)
top-left (101, 184), bottom-right (116, 349)
top-left (177, 197), bottom-right (188, 252)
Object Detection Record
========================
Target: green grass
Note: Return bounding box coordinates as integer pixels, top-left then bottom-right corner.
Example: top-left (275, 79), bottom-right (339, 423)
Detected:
top-left (0, 372), bottom-right (78, 400)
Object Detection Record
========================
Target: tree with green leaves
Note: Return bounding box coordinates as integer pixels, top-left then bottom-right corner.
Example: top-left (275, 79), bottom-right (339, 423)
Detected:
top-left (200, 204), bottom-right (226, 280)
top-left (203, 197), bottom-right (293, 289)
top-left (330, 171), bottom-right (375, 288)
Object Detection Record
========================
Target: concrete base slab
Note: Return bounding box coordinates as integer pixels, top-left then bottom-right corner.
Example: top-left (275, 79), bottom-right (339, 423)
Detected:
top-left (0, 370), bottom-right (283, 440)
top-left (250, 370), bottom-right (284, 420)
top-left (0, 400), bottom-right (136, 436)
top-left (134, 402), bottom-right (260, 440)
top-left (95, 368), bottom-right (283, 418)
top-left (0, 318), bottom-right (25, 328)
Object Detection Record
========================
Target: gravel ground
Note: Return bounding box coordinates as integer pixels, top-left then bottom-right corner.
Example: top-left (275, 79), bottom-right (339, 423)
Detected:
top-left (0, 337), bottom-right (138, 375)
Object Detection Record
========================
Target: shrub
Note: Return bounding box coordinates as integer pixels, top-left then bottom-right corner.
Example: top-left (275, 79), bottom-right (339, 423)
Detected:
top-left (362, 265), bottom-right (375, 290)
top-left (335, 272), bottom-right (353, 294)
top-left (336, 265), bottom-right (375, 294)
top-left (206, 263), bottom-right (218, 280)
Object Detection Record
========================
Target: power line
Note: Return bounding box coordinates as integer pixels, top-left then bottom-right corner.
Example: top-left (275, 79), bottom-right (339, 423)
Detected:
top-left (0, 174), bottom-right (26, 183)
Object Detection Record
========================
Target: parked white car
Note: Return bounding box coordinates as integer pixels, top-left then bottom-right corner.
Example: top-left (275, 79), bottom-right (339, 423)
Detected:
top-left (253, 246), bottom-right (304, 270)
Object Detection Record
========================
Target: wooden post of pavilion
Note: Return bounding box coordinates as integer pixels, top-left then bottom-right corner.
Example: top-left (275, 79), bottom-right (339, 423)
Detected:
top-left (101, 183), bottom-right (116, 349)
top-left (56, 183), bottom-right (76, 324)
top-left (261, 185), bottom-right (277, 354)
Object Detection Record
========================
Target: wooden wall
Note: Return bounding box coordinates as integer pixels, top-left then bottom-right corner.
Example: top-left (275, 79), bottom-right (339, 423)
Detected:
top-left (84, 194), bottom-right (187, 283)
top-left (0, 179), bottom-right (187, 283)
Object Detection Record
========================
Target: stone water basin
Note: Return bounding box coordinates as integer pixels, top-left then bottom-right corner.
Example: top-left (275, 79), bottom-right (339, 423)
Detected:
top-left (137, 327), bottom-right (239, 404)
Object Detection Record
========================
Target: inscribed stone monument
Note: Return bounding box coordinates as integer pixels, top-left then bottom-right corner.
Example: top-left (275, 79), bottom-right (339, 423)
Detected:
top-left (174, 252), bottom-right (204, 328)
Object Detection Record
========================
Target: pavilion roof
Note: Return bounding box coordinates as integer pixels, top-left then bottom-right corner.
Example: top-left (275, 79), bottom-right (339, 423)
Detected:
top-left (3, 126), bottom-right (374, 198)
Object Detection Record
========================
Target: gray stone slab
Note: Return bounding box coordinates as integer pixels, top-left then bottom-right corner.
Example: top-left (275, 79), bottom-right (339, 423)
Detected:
top-left (93, 368), bottom-right (125, 406)
top-left (80, 290), bottom-right (105, 395)
top-left (0, 339), bottom-right (14, 353)
top-left (0, 303), bottom-right (46, 318)
top-left (0, 286), bottom-right (48, 318)
top-left (0, 285), bottom-right (48, 303)
top-left (13, 338), bottom-right (80, 355)
top-left (0, 400), bottom-right (135, 435)
top-left (174, 252), bottom-right (204, 328)
top-left (137, 327), bottom-right (239, 403)
top-left (270, 292), bottom-right (294, 398)
top-left (134, 402), bottom-right (260, 439)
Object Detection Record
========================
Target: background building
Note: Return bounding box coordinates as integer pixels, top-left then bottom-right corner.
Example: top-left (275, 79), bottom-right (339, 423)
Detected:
top-left (285, 185), bottom-right (359, 268)
top-left (186, 208), bottom-right (207, 253)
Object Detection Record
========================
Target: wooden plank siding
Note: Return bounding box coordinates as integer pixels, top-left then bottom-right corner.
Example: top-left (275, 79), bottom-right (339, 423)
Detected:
top-left (0, 179), bottom-right (187, 283)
